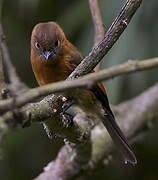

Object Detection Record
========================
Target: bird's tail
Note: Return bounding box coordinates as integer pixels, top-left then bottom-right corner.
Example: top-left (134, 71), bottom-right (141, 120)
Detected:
top-left (102, 110), bottom-right (137, 165)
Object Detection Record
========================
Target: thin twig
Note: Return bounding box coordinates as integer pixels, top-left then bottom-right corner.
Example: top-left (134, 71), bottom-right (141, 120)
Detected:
top-left (0, 31), bottom-right (5, 90)
top-left (0, 57), bottom-right (157, 113)
top-left (89, 0), bottom-right (105, 72)
top-left (0, 0), bottom-right (6, 91)
top-left (0, 24), bottom-right (19, 85)
top-left (89, 0), bottom-right (105, 45)
top-left (0, 1), bottom-right (24, 89)
top-left (0, 24), bottom-right (27, 91)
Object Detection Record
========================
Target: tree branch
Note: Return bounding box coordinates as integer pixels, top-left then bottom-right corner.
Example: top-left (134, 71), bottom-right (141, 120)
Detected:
top-left (0, 57), bottom-right (157, 113)
top-left (69, 0), bottom-right (143, 79)
top-left (0, 0), bottom-right (154, 179)
top-left (34, 83), bottom-right (158, 180)
top-left (0, 0), bottom-right (143, 114)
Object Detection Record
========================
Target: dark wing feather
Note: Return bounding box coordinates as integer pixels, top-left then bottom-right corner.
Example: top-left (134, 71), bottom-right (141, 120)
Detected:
top-left (91, 85), bottom-right (137, 164)
top-left (69, 49), bottom-right (137, 164)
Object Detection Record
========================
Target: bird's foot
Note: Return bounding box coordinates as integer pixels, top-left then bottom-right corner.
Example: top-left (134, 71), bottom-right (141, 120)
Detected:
top-left (61, 99), bottom-right (75, 128)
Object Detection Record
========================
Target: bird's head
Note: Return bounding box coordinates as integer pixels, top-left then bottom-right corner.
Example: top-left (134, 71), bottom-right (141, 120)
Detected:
top-left (31, 22), bottom-right (66, 60)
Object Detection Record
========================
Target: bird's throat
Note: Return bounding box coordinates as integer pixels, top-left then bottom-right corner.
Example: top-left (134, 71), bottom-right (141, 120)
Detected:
top-left (31, 53), bottom-right (71, 86)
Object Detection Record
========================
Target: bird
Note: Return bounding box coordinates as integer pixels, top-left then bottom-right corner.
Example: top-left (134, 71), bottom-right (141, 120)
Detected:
top-left (30, 21), bottom-right (137, 165)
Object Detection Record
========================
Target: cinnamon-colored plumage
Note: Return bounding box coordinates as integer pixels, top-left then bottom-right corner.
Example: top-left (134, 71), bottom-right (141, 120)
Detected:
top-left (30, 22), bottom-right (137, 164)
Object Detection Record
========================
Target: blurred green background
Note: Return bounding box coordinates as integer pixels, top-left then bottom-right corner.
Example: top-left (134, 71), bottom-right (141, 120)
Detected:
top-left (0, 0), bottom-right (158, 179)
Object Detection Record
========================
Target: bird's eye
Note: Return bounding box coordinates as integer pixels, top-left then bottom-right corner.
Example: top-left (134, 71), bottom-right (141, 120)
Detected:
top-left (35, 42), bottom-right (40, 49)
top-left (54, 40), bottom-right (59, 47)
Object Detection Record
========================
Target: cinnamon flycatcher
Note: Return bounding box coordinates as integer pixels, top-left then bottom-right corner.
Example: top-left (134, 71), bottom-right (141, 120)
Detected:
top-left (30, 22), bottom-right (137, 165)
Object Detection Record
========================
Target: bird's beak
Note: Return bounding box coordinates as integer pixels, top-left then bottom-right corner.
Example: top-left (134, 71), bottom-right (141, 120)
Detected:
top-left (42, 51), bottom-right (52, 60)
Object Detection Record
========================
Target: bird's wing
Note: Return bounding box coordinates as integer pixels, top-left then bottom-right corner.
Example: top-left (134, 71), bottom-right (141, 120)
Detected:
top-left (90, 84), bottom-right (137, 164)
top-left (69, 50), bottom-right (136, 164)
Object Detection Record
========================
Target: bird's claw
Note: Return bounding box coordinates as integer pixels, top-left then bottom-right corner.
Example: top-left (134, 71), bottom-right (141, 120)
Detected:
top-left (61, 99), bottom-right (75, 127)
top-left (60, 112), bottom-right (73, 128)
top-left (62, 99), bottom-right (75, 113)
